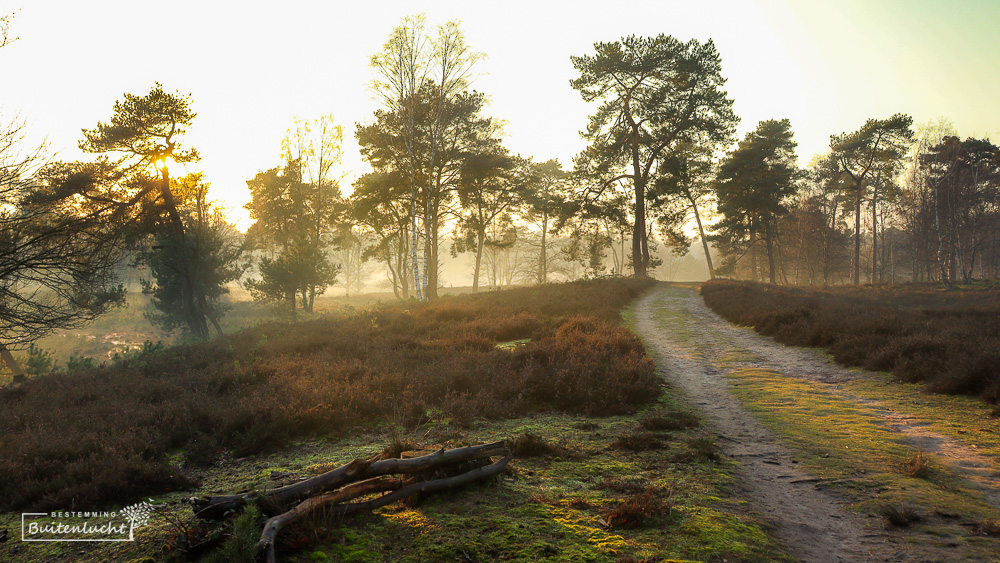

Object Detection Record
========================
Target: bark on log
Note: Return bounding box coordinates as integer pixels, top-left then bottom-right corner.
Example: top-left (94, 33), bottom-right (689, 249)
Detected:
top-left (328, 452), bottom-right (513, 518)
top-left (193, 441), bottom-right (508, 521)
top-left (255, 452), bottom-right (513, 563)
top-left (254, 476), bottom-right (407, 563)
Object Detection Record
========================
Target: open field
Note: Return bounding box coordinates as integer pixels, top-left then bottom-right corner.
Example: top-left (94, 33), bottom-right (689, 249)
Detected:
top-left (8, 279), bottom-right (1000, 562)
top-left (701, 280), bottom-right (1000, 403)
top-left (0, 279), bottom-right (791, 562)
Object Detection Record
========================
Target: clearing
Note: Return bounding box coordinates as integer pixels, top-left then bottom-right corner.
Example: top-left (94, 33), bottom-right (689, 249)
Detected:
top-left (633, 283), bottom-right (1000, 562)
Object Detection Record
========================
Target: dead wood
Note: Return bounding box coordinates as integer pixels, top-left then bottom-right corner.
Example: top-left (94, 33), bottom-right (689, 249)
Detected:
top-left (326, 451), bottom-right (513, 517)
top-left (254, 476), bottom-right (406, 563)
top-left (193, 441), bottom-right (508, 521)
top-left (255, 452), bottom-right (513, 563)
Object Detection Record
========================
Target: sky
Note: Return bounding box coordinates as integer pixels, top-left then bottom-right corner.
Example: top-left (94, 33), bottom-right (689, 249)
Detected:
top-left (3, 0), bottom-right (999, 229)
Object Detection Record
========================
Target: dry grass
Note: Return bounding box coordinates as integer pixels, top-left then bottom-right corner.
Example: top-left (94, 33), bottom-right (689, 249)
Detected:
top-left (900, 449), bottom-right (933, 479)
top-left (602, 486), bottom-right (673, 529)
top-left (506, 432), bottom-right (571, 458)
top-left (877, 502), bottom-right (923, 528)
top-left (701, 280), bottom-right (1000, 403)
top-left (0, 278), bottom-right (658, 511)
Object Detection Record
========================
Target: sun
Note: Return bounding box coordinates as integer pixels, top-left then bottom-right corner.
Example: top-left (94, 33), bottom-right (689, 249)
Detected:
top-left (153, 155), bottom-right (170, 172)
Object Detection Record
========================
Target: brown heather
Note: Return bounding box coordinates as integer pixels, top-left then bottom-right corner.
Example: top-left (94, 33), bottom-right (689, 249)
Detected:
top-left (701, 280), bottom-right (1000, 402)
top-left (0, 278), bottom-right (657, 511)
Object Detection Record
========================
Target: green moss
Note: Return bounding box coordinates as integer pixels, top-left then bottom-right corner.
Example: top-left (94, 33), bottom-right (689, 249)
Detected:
top-left (495, 338), bottom-right (531, 350)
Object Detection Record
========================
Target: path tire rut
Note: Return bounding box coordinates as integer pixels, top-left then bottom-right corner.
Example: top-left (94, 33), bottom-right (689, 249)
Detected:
top-left (634, 285), bottom-right (896, 561)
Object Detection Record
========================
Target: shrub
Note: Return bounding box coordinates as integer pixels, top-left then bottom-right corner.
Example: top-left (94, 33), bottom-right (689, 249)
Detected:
top-left (602, 486), bottom-right (672, 529)
top-left (0, 278), bottom-right (658, 511)
top-left (899, 449), bottom-right (932, 479)
top-left (702, 280), bottom-right (1000, 402)
top-left (876, 502), bottom-right (922, 528)
top-left (611, 432), bottom-right (668, 452)
top-left (507, 432), bottom-right (569, 458)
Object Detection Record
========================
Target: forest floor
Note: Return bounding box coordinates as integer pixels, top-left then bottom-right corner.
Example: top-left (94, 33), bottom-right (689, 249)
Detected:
top-left (634, 283), bottom-right (1000, 562)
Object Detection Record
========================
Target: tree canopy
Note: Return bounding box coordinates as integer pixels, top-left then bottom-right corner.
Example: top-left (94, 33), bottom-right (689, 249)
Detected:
top-left (830, 113), bottom-right (913, 285)
top-left (714, 119), bottom-right (800, 284)
top-left (571, 34), bottom-right (737, 277)
top-left (0, 123), bottom-right (125, 375)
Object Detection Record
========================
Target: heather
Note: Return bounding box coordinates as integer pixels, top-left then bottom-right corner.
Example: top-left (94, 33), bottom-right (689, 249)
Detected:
top-left (701, 280), bottom-right (1000, 401)
top-left (0, 278), bottom-right (657, 511)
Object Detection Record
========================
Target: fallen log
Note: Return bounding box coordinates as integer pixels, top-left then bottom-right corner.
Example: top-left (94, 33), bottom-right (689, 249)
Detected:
top-left (255, 452), bottom-right (513, 563)
top-left (192, 441), bottom-right (509, 521)
top-left (254, 475), bottom-right (408, 563)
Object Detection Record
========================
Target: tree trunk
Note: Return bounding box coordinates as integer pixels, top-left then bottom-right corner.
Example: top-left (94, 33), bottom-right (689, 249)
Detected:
top-left (765, 221), bottom-right (777, 284)
top-left (853, 188), bottom-right (863, 286)
top-left (538, 212), bottom-right (548, 284)
top-left (473, 232), bottom-right (485, 292)
top-left (688, 192), bottom-right (714, 280)
top-left (207, 313), bottom-right (224, 337)
top-left (933, 179), bottom-right (950, 289)
top-left (256, 452), bottom-right (511, 563)
top-left (871, 190), bottom-right (878, 284)
top-left (426, 199), bottom-right (439, 300)
top-left (193, 441), bottom-right (510, 521)
top-left (631, 155), bottom-right (647, 277)
top-left (160, 166), bottom-right (208, 339)
top-left (0, 343), bottom-right (25, 382)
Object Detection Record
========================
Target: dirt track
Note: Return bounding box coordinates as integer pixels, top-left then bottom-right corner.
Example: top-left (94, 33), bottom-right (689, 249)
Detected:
top-left (633, 284), bottom-right (1000, 562)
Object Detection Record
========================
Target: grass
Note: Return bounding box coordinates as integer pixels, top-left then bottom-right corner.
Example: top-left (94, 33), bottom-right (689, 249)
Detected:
top-left (4, 286), bottom-right (472, 378)
top-left (701, 279), bottom-right (1000, 402)
top-left (0, 379), bottom-right (791, 562)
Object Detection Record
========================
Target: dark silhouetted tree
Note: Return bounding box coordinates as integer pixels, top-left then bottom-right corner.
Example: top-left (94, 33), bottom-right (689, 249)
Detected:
top-left (244, 160), bottom-right (344, 317)
top-left (455, 149), bottom-right (525, 291)
top-left (649, 141), bottom-right (718, 279)
top-left (521, 159), bottom-right (570, 283)
top-left (76, 83), bottom-right (212, 337)
top-left (357, 86), bottom-right (496, 297)
top-left (351, 170), bottom-right (412, 299)
top-left (714, 119), bottom-right (800, 284)
top-left (919, 136), bottom-right (1000, 285)
top-left (0, 123), bottom-right (125, 377)
top-left (370, 14), bottom-right (482, 300)
top-left (138, 173), bottom-right (247, 336)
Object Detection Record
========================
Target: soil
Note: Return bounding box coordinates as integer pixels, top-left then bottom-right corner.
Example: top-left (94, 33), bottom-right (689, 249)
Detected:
top-left (633, 283), bottom-right (1000, 562)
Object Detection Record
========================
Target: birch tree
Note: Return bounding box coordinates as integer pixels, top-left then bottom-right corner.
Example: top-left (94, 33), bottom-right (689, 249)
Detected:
top-left (369, 15), bottom-right (482, 300)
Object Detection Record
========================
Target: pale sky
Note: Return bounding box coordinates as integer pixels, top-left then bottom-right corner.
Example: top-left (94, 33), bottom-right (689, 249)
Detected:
top-left (3, 0), bottom-right (999, 229)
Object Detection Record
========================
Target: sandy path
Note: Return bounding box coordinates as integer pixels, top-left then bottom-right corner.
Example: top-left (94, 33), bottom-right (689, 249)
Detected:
top-left (633, 284), bottom-right (897, 561)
